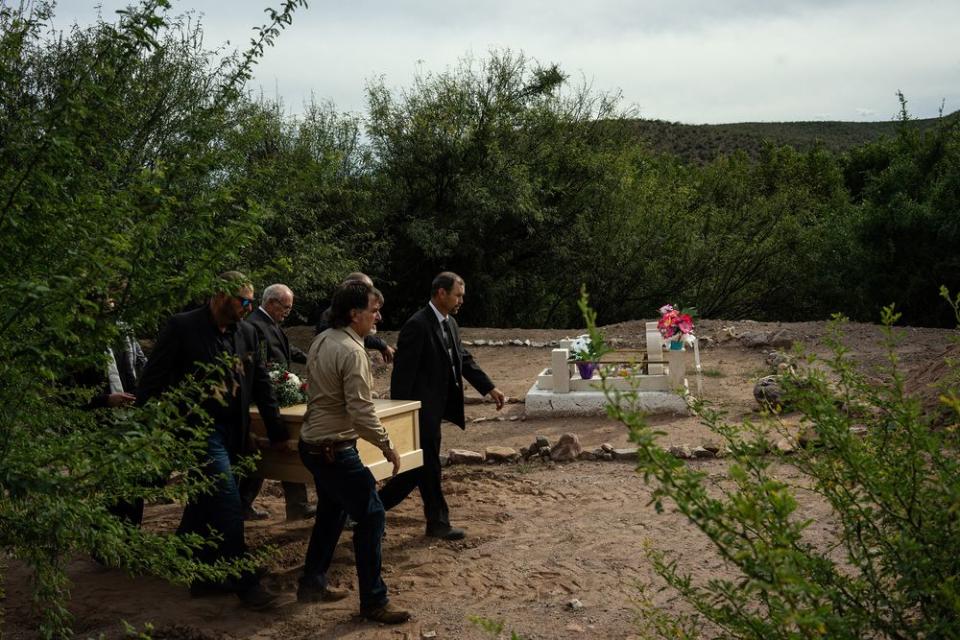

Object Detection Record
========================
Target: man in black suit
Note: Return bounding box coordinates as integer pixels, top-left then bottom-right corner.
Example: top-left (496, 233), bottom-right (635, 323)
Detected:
top-left (249, 283), bottom-right (308, 366)
top-left (240, 283), bottom-right (315, 521)
top-left (136, 271), bottom-right (287, 610)
top-left (315, 272), bottom-right (395, 364)
top-left (379, 271), bottom-right (505, 540)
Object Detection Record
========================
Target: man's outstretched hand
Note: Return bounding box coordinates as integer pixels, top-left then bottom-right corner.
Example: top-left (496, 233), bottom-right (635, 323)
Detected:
top-left (488, 387), bottom-right (506, 411)
top-left (107, 392), bottom-right (136, 407)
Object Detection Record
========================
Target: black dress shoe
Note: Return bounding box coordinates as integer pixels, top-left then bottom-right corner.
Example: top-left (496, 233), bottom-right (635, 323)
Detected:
top-left (425, 525), bottom-right (465, 541)
top-left (237, 584), bottom-right (278, 611)
top-left (243, 505), bottom-right (271, 521)
top-left (285, 504), bottom-right (317, 521)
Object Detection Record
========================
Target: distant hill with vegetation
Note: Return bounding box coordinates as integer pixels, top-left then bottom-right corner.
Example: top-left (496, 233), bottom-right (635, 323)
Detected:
top-left (626, 113), bottom-right (957, 164)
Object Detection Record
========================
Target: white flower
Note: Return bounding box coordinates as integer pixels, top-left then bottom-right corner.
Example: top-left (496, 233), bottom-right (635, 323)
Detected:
top-left (569, 334), bottom-right (591, 357)
top-left (268, 365), bottom-right (308, 406)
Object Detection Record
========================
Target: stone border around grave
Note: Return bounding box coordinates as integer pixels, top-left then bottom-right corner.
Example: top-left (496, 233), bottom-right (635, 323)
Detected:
top-left (440, 427), bottom-right (867, 467)
top-left (462, 339), bottom-right (560, 348)
top-left (524, 385), bottom-right (689, 417)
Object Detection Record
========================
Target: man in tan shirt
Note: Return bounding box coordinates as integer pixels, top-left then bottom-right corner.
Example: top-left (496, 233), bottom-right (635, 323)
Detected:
top-left (297, 280), bottom-right (409, 624)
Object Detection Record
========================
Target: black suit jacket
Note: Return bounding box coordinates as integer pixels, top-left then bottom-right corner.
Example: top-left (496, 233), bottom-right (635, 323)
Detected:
top-left (390, 305), bottom-right (494, 431)
top-left (246, 307), bottom-right (307, 369)
top-left (137, 305), bottom-right (286, 454)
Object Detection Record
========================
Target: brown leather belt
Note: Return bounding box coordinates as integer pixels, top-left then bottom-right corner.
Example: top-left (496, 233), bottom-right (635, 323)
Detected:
top-left (301, 439), bottom-right (357, 456)
top-left (300, 440), bottom-right (357, 462)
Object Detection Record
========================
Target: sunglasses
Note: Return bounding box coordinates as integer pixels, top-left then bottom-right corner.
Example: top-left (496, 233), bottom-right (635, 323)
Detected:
top-left (236, 296), bottom-right (254, 309)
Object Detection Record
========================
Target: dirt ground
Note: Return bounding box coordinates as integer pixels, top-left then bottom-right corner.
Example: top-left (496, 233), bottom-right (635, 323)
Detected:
top-left (4, 319), bottom-right (955, 639)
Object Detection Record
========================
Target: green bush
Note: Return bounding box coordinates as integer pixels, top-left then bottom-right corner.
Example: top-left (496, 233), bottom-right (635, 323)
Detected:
top-left (593, 303), bottom-right (960, 639)
top-left (845, 97), bottom-right (960, 327)
top-left (227, 98), bottom-right (381, 320)
top-left (366, 50), bottom-right (636, 327)
top-left (0, 1), bottom-right (303, 636)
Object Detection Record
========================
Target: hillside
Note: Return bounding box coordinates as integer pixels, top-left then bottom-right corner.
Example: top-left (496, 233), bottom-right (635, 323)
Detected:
top-left (625, 112), bottom-right (956, 164)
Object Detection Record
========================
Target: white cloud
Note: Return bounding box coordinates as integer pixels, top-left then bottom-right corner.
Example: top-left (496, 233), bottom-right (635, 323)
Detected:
top-left (45, 0), bottom-right (960, 123)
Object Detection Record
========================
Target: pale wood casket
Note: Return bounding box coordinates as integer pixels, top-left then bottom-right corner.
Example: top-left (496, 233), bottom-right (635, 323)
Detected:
top-left (249, 399), bottom-right (423, 482)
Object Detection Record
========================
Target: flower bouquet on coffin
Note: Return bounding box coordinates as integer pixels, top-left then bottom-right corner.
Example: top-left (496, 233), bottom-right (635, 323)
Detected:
top-left (268, 364), bottom-right (308, 407)
top-left (657, 304), bottom-right (696, 350)
top-left (569, 333), bottom-right (605, 380)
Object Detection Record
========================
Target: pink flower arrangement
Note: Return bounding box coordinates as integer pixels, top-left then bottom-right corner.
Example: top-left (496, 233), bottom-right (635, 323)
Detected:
top-left (657, 304), bottom-right (696, 345)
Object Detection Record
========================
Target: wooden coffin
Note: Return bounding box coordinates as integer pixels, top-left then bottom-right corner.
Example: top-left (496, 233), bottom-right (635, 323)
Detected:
top-left (249, 399), bottom-right (423, 482)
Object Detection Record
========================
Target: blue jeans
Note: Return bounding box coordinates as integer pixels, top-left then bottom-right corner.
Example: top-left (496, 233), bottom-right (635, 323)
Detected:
top-left (299, 440), bottom-right (388, 609)
top-left (178, 423), bottom-right (257, 590)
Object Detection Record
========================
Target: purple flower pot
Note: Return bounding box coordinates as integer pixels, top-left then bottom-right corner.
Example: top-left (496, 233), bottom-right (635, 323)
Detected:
top-left (576, 362), bottom-right (597, 379)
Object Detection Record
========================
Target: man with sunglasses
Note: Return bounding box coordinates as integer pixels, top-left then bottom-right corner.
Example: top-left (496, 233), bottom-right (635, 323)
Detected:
top-left (137, 271), bottom-right (287, 611)
top-left (315, 272), bottom-right (396, 364)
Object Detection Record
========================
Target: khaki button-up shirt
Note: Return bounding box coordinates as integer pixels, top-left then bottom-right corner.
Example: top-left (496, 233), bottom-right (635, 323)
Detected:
top-left (301, 326), bottom-right (392, 452)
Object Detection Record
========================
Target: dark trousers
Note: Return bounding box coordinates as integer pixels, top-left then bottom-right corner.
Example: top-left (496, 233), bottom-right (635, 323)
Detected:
top-left (299, 440), bottom-right (388, 609)
top-left (108, 498), bottom-right (144, 526)
top-left (239, 476), bottom-right (310, 516)
top-left (178, 423), bottom-right (258, 591)
top-left (379, 420), bottom-right (449, 530)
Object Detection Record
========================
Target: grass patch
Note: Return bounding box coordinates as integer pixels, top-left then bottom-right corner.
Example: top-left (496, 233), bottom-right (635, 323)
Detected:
top-left (514, 461), bottom-right (538, 475)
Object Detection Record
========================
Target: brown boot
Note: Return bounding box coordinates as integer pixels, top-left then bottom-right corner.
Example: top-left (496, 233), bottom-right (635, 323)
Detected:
top-left (361, 602), bottom-right (411, 624)
top-left (297, 580), bottom-right (349, 603)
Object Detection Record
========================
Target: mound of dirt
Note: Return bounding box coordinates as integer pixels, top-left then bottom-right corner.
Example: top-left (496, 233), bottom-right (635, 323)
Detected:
top-left (905, 342), bottom-right (960, 419)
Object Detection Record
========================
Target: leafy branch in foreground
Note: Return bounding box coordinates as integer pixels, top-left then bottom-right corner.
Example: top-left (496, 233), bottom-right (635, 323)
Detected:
top-left (589, 300), bottom-right (960, 639)
top-left (0, 1), bottom-right (300, 636)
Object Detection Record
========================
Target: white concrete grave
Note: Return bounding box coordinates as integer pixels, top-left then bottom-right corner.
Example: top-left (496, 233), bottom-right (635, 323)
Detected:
top-left (525, 322), bottom-right (691, 417)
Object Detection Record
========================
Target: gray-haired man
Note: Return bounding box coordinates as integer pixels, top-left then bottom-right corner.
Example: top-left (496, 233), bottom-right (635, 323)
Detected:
top-left (240, 283), bottom-right (315, 521)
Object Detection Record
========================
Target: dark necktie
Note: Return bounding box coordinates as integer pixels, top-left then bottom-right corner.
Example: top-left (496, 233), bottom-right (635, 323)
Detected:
top-left (441, 319), bottom-right (460, 385)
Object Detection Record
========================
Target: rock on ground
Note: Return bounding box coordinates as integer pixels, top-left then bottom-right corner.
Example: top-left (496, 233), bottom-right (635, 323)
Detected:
top-left (550, 433), bottom-right (583, 462)
top-left (485, 446), bottom-right (520, 463)
top-left (754, 375), bottom-right (784, 407)
top-left (447, 449), bottom-right (485, 464)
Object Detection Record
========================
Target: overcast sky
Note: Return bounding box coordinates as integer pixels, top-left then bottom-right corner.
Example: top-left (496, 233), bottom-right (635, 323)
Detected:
top-left (48, 0), bottom-right (960, 124)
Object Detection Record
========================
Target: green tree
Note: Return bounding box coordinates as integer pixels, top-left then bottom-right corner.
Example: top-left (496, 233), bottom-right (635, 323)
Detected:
top-left (0, 1), bottom-right (304, 635)
top-left (678, 144), bottom-right (854, 319)
top-left (568, 141), bottom-right (856, 324)
top-left (367, 50), bottom-right (633, 327)
top-left (844, 95), bottom-right (960, 326)
top-left (227, 98), bottom-right (383, 319)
